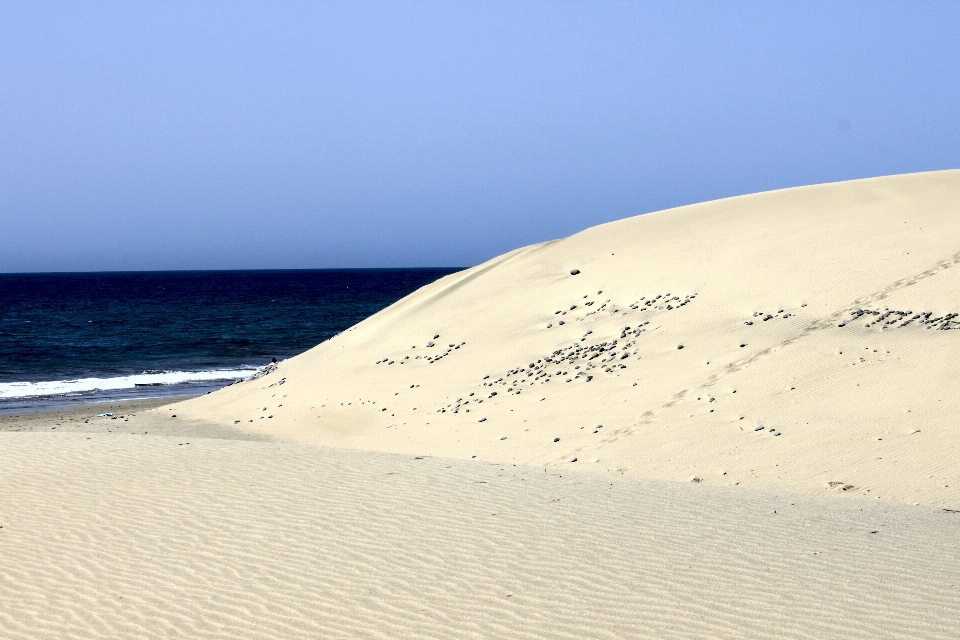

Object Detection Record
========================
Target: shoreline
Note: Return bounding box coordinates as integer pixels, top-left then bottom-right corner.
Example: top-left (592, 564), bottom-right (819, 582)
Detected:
top-left (0, 395), bottom-right (269, 441)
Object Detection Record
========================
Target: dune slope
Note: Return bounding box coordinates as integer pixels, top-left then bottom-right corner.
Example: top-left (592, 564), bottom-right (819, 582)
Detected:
top-left (159, 170), bottom-right (960, 507)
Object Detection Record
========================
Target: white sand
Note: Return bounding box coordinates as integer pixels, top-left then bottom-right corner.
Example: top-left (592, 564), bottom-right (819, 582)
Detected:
top-left (7, 170), bottom-right (960, 637)
top-left (166, 169), bottom-right (960, 508)
top-left (2, 432), bottom-right (958, 639)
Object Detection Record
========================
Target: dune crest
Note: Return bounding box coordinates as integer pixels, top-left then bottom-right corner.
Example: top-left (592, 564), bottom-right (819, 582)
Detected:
top-left (163, 170), bottom-right (960, 507)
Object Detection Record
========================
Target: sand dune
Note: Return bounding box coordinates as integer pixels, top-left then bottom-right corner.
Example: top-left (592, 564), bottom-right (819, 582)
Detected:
top-left (159, 170), bottom-right (960, 508)
top-left (2, 432), bottom-right (958, 639)
top-left (8, 171), bottom-right (960, 638)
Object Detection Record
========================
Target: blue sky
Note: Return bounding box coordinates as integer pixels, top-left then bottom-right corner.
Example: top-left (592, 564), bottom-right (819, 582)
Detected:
top-left (2, 1), bottom-right (959, 272)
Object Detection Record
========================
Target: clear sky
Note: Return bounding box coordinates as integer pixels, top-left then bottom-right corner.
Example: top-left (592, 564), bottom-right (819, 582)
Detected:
top-left (2, 2), bottom-right (959, 272)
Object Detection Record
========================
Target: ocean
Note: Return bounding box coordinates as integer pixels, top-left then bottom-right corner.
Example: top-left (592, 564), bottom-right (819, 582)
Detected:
top-left (0, 269), bottom-right (460, 413)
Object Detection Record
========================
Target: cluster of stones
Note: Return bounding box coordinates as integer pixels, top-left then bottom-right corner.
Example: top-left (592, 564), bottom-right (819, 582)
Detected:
top-left (839, 308), bottom-right (960, 330)
top-left (374, 335), bottom-right (466, 366)
top-left (478, 332), bottom-right (643, 399)
top-left (622, 322), bottom-right (650, 338)
top-left (635, 292), bottom-right (696, 311)
top-left (547, 291), bottom-right (697, 328)
top-left (481, 291), bottom-right (703, 394)
top-left (743, 307), bottom-right (794, 325)
top-left (438, 394), bottom-right (477, 414)
top-left (423, 341), bottom-right (466, 364)
top-left (250, 362), bottom-right (278, 380)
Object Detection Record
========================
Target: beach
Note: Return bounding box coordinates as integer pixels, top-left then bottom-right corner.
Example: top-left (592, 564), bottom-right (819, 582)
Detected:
top-left (4, 170), bottom-right (960, 637)
top-left (0, 396), bottom-right (267, 441)
top-left (2, 432), bottom-right (958, 639)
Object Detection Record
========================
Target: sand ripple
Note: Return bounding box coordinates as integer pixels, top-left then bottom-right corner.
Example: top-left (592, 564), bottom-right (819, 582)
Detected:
top-left (1, 433), bottom-right (958, 638)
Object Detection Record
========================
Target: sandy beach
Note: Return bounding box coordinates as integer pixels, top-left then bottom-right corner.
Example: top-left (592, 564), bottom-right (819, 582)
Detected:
top-left (5, 171), bottom-right (960, 637)
top-left (0, 396), bottom-right (266, 440)
top-left (2, 432), bottom-right (958, 639)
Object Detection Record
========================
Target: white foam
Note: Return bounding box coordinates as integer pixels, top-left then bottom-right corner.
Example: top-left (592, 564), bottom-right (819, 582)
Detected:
top-left (0, 368), bottom-right (258, 399)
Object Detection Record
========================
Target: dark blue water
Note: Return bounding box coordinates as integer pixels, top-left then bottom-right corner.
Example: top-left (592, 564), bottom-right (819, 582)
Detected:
top-left (0, 269), bottom-right (460, 412)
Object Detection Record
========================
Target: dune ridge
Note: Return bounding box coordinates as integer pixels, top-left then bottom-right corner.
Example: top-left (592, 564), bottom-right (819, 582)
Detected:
top-left (158, 170), bottom-right (960, 507)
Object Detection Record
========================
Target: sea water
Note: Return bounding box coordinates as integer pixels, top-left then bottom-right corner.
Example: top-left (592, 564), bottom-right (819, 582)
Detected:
top-left (0, 269), bottom-right (460, 413)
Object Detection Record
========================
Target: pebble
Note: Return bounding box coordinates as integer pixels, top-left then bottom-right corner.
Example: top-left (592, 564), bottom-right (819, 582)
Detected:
top-left (570, 269), bottom-right (581, 275)
top-left (553, 437), bottom-right (560, 442)
top-left (500, 436), bottom-right (507, 440)
top-left (570, 457), bottom-right (578, 462)
top-left (479, 418), bottom-right (487, 422)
